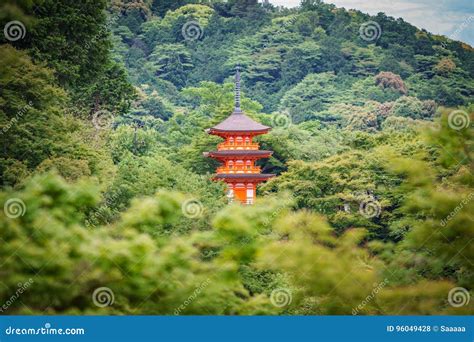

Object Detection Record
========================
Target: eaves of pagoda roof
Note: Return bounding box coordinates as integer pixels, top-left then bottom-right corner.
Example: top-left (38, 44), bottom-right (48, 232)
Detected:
top-left (204, 150), bottom-right (273, 159)
top-left (208, 111), bottom-right (271, 135)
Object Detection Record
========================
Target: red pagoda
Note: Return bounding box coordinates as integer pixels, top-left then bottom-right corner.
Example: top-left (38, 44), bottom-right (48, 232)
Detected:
top-left (204, 67), bottom-right (275, 204)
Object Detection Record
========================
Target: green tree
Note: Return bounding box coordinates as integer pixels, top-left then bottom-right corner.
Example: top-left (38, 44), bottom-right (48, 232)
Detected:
top-left (146, 44), bottom-right (193, 87)
top-left (0, 46), bottom-right (113, 187)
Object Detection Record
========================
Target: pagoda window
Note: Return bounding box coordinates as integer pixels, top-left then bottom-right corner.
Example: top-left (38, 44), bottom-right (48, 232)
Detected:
top-left (246, 160), bottom-right (251, 169)
top-left (228, 161), bottom-right (234, 169)
top-left (245, 137), bottom-right (250, 145)
top-left (229, 137), bottom-right (234, 145)
top-left (246, 184), bottom-right (254, 204)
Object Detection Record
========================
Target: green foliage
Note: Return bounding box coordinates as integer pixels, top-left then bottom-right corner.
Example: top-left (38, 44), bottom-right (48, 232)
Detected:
top-left (390, 108), bottom-right (474, 288)
top-left (281, 72), bottom-right (340, 123)
top-left (146, 44), bottom-right (194, 87)
top-left (0, 46), bottom-right (114, 187)
top-left (0, 174), bottom-right (273, 314)
top-left (390, 96), bottom-right (434, 120)
top-left (24, 0), bottom-right (111, 86)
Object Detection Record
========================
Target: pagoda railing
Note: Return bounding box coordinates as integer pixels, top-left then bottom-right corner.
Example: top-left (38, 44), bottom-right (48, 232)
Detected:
top-left (217, 142), bottom-right (259, 151)
top-left (217, 166), bottom-right (261, 174)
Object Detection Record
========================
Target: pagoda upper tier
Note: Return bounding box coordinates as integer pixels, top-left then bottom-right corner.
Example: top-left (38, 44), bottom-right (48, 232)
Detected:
top-left (208, 110), bottom-right (271, 136)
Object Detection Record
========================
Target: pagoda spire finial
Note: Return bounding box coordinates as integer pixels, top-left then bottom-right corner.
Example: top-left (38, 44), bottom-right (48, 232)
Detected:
top-left (234, 64), bottom-right (242, 113)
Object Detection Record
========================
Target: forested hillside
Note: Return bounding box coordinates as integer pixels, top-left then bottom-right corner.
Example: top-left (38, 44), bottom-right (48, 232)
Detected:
top-left (0, 0), bottom-right (473, 315)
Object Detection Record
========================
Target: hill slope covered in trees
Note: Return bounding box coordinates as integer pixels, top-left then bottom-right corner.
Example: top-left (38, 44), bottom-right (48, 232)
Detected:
top-left (0, 0), bottom-right (473, 315)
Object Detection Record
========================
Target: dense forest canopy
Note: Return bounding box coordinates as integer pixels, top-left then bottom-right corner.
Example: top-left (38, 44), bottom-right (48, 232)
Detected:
top-left (0, 0), bottom-right (473, 315)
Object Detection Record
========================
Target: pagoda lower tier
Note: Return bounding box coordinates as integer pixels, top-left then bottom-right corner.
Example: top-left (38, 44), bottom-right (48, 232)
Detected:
top-left (216, 174), bottom-right (275, 204)
top-left (204, 150), bottom-right (275, 204)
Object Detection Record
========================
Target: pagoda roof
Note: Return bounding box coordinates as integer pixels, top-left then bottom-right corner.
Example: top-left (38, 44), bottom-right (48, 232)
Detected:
top-left (209, 112), bottom-right (270, 134)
